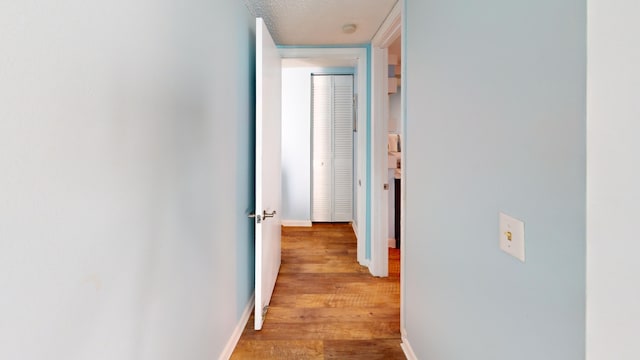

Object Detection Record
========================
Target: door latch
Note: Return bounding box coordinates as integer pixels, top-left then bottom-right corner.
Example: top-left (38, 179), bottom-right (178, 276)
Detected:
top-left (248, 212), bottom-right (262, 223)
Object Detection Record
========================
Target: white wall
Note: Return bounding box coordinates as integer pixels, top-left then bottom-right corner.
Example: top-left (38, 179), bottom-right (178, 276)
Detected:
top-left (404, 0), bottom-right (586, 359)
top-left (0, 1), bottom-right (255, 359)
top-left (281, 66), bottom-right (313, 222)
top-left (586, 1), bottom-right (640, 359)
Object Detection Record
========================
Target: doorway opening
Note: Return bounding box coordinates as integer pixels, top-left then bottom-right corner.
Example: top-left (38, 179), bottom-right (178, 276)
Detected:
top-left (247, 0), bottom-right (409, 354)
top-left (369, 1), bottom-right (406, 350)
top-left (369, 0), bottom-right (402, 278)
top-left (280, 48), bottom-right (368, 267)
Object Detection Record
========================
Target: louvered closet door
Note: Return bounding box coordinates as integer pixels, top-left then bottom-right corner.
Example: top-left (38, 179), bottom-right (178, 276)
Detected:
top-left (311, 75), bottom-right (353, 222)
top-left (312, 76), bottom-right (332, 221)
top-left (332, 75), bottom-right (353, 221)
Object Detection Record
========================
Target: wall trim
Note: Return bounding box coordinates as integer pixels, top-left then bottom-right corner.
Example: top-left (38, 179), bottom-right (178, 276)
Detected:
top-left (401, 333), bottom-right (418, 360)
top-left (218, 293), bottom-right (254, 360)
top-left (281, 220), bottom-right (313, 227)
top-left (399, 0), bottom-right (407, 338)
top-left (372, 1), bottom-right (402, 48)
top-left (368, 45), bottom-right (389, 278)
top-left (352, 221), bottom-right (369, 267)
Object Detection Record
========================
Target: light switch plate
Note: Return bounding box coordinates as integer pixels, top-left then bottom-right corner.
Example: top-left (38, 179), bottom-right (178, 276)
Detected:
top-left (499, 212), bottom-right (525, 262)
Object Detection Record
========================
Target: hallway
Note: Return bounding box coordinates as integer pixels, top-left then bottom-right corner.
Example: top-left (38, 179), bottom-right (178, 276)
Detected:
top-left (231, 223), bottom-right (404, 359)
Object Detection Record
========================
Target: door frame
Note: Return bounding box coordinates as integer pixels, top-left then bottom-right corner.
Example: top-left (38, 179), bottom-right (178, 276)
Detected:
top-left (370, 1), bottom-right (402, 277)
top-left (370, 0), bottom-right (407, 346)
top-left (280, 47), bottom-right (369, 267)
top-left (369, 45), bottom-right (389, 277)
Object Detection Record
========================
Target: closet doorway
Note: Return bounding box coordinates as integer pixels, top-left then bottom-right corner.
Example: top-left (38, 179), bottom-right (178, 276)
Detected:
top-left (280, 48), bottom-right (367, 265)
top-left (311, 74), bottom-right (354, 222)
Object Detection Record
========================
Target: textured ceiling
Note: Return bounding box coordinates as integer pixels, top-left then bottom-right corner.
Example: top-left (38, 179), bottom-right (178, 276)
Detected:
top-left (282, 58), bottom-right (357, 68)
top-left (244, 0), bottom-right (398, 45)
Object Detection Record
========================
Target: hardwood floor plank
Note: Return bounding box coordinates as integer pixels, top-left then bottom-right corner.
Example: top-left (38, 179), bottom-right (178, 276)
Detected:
top-left (239, 321), bottom-right (400, 341)
top-left (231, 223), bottom-right (404, 359)
top-left (279, 262), bottom-right (370, 274)
top-left (273, 280), bottom-right (399, 295)
top-left (291, 293), bottom-right (398, 308)
top-left (264, 307), bottom-right (399, 323)
top-left (324, 339), bottom-right (406, 360)
top-left (230, 340), bottom-right (323, 360)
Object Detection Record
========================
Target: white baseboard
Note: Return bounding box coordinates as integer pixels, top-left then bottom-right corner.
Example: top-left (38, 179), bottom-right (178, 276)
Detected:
top-left (401, 334), bottom-right (418, 360)
top-left (218, 293), bottom-right (254, 360)
top-left (388, 238), bottom-right (396, 248)
top-left (281, 220), bottom-right (312, 227)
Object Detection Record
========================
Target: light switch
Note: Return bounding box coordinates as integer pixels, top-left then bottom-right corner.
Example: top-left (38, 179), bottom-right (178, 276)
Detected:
top-left (499, 212), bottom-right (525, 262)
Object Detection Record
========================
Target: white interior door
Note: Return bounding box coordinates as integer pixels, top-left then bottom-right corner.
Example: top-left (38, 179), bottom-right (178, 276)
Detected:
top-left (254, 18), bottom-right (281, 330)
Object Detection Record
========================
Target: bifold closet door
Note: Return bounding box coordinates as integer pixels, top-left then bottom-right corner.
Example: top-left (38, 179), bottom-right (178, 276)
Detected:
top-left (332, 75), bottom-right (353, 221)
top-left (312, 76), bottom-right (332, 221)
top-left (311, 75), bottom-right (353, 222)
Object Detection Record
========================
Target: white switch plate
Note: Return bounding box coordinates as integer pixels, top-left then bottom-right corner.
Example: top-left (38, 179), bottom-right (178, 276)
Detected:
top-left (499, 212), bottom-right (525, 262)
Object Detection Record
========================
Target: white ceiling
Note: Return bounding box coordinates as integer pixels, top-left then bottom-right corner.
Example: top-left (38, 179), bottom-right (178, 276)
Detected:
top-left (282, 58), bottom-right (357, 68)
top-left (244, 0), bottom-right (398, 45)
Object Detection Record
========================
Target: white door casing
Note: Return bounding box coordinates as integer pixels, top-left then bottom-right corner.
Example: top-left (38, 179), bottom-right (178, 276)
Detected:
top-left (369, 46), bottom-right (389, 277)
top-left (370, 0), bottom-right (402, 278)
top-left (254, 17), bottom-right (282, 331)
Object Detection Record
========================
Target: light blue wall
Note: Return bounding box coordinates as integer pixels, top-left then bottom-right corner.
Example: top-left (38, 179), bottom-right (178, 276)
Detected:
top-left (0, 1), bottom-right (255, 359)
top-left (404, 1), bottom-right (586, 359)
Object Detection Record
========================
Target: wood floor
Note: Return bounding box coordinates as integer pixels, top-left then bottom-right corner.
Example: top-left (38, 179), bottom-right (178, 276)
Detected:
top-left (231, 223), bottom-right (404, 359)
